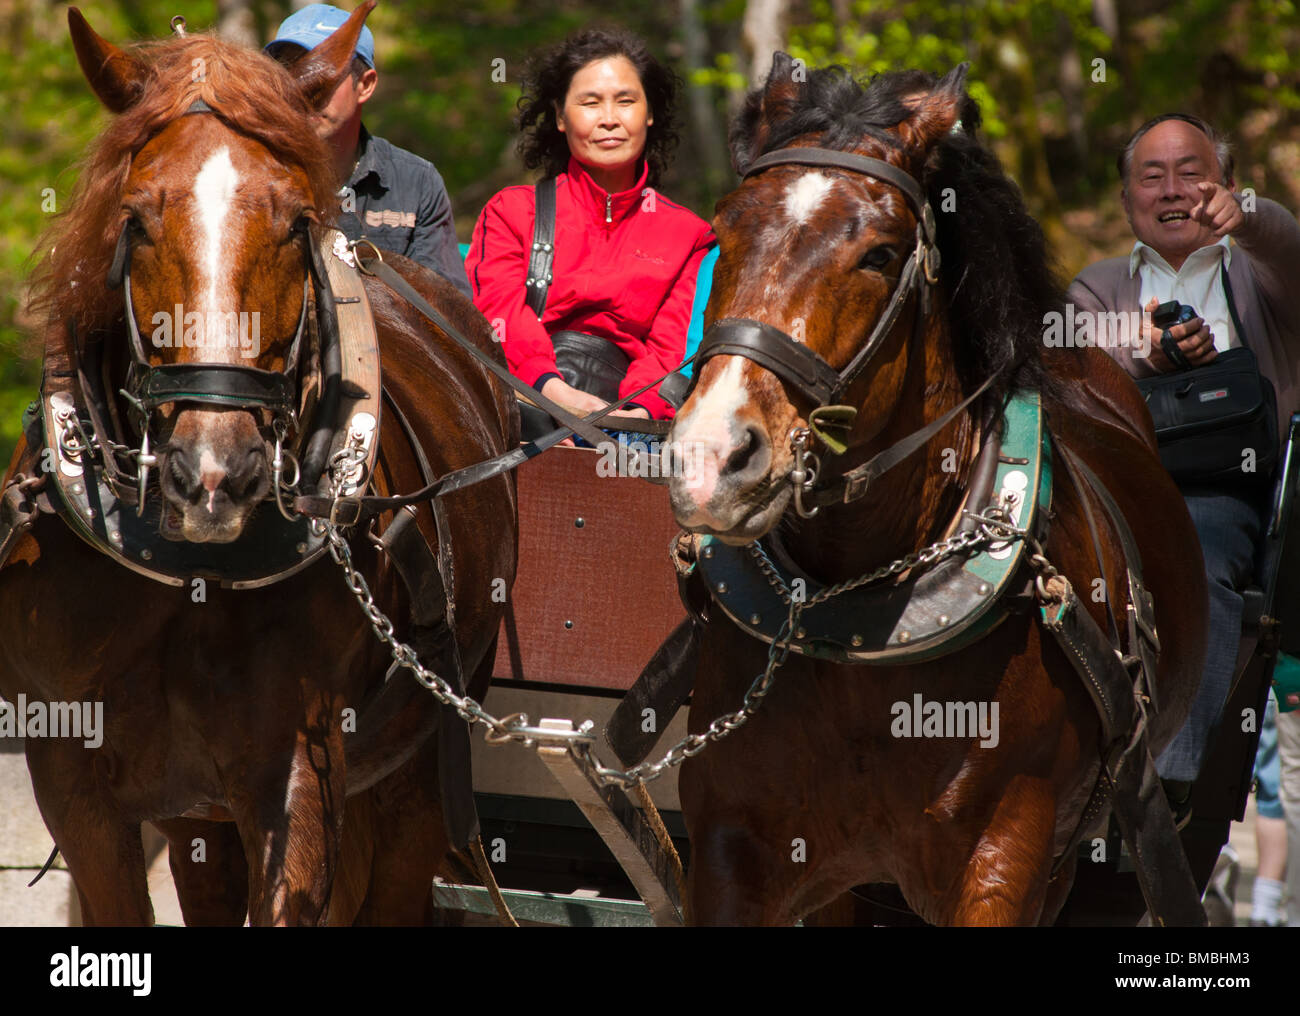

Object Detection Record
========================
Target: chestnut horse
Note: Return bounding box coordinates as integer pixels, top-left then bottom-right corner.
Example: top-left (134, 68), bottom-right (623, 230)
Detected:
top-left (0, 6), bottom-right (516, 925)
top-left (666, 60), bottom-right (1205, 925)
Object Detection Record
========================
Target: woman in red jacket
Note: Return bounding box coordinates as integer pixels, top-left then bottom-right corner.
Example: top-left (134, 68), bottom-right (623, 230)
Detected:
top-left (466, 28), bottom-right (715, 428)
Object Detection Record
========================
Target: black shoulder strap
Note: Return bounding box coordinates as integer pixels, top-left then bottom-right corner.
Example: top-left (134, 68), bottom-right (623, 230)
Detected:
top-left (525, 177), bottom-right (557, 319)
top-left (1221, 260), bottom-right (1249, 351)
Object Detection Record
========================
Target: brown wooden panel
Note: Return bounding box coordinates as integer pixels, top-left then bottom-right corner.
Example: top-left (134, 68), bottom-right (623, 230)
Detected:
top-left (494, 446), bottom-right (684, 689)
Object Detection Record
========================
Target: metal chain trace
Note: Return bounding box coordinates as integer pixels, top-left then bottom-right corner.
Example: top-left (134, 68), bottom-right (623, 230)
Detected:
top-left (322, 506), bottom-right (1030, 788)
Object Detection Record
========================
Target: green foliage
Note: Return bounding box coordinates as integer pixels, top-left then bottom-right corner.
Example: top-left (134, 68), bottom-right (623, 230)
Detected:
top-left (3, 0), bottom-right (1300, 468)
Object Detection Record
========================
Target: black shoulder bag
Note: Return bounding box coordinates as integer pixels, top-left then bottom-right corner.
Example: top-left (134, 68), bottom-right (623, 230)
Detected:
top-left (1135, 264), bottom-right (1278, 486)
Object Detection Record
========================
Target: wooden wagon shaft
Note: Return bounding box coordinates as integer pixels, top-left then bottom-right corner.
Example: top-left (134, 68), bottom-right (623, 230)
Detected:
top-left (533, 719), bottom-right (683, 926)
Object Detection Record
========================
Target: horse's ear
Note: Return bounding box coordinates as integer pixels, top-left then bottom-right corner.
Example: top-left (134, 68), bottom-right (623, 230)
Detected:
top-left (730, 51), bottom-right (804, 173)
top-left (68, 7), bottom-right (150, 113)
top-left (288, 0), bottom-right (378, 112)
top-left (896, 62), bottom-right (970, 156)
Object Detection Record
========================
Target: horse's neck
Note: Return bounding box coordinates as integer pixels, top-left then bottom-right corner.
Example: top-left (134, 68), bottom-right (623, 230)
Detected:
top-left (781, 325), bottom-right (977, 584)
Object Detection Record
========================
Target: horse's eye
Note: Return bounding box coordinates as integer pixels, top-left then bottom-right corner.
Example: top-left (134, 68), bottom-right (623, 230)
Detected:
top-left (857, 245), bottom-right (896, 272)
top-left (286, 214), bottom-right (314, 245)
top-left (123, 214), bottom-right (150, 246)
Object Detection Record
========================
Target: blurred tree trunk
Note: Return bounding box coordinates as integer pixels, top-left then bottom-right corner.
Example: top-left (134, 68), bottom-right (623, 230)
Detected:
top-left (742, 0), bottom-right (788, 86)
top-left (986, 20), bottom-right (1064, 248)
top-left (830, 0), bottom-right (850, 50)
top-left (215, 0), bottom-right (257, 46)
top-left (1057, 12), bottom-right (1087, 164)
top-left (1092, 0), bottom-right (1132, 115)
top-left (680, 0), bottom-right (733, 193)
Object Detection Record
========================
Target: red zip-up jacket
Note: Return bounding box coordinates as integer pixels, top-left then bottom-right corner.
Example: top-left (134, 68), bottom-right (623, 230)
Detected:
top-left (466, 156), bottom-right (715, 420)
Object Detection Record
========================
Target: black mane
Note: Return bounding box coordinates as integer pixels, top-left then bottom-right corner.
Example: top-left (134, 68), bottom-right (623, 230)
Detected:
top-left (730, 65), bottom-right (1063, 409)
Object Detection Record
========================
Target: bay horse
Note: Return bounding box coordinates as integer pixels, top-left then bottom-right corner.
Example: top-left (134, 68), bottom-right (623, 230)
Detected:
top-left (0, 5), bottom-right (517, 925)
top-left (666, 59), bottom-right (1206, 925)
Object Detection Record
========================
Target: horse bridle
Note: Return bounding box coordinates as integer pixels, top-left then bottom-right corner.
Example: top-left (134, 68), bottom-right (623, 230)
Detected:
top-left (685, 146), bottom-right (993, 517)
top-left (100, 98), bottom-right (341, 516)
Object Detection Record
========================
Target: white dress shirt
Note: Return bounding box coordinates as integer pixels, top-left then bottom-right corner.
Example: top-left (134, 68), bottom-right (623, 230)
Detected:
top-left (1130, 236), bottom-right (1238, 351)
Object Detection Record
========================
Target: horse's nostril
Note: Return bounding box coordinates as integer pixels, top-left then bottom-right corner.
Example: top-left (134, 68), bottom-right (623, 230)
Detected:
top-left (724, 425), bottom-right (768, 480)
top-left (168, 449), bottom-right (197, 495)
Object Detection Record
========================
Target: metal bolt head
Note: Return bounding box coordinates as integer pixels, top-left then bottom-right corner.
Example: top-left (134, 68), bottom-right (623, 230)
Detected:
top-left (71, 483), bottom-right (84, 495)
top-left (702, 545), bottom-right (714, 559)
top-left (937, 614), bottom-right (950, 627)
top-left (574, 517), bottom-right (585, 528)
top-left (108, 530), bottom-right (121, 544)
top-left (564, 620), bottom-right (573, 630)
top-left (140, 548), bottom-right (153, 561)
top-left (296, 542), bottom-right (308, 554)
top-left (850, 634), bottom-right (863, 647)
top-left (716, 581), bottom-right (727, 594)
top-left (749, 613), bottom-right (762, 626)
top-left (977, 583), bottom-right (991, 595)
top-left (795, 627), bottom-right (806, 639)
top-left (898, 630), bottom-right (912, 644)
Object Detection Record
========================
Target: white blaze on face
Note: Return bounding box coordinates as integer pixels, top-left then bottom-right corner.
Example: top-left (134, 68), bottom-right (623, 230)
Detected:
top-left (673, 357), bottom-right (750, 508)
top-left (783, 171), bottom-right (835, 226)
top-left (193, 147), bottom-right (241, 351)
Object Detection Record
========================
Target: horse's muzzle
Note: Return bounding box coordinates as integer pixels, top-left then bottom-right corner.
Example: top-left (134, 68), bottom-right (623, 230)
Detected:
top-left (158, 412), bottom-right (273, 543)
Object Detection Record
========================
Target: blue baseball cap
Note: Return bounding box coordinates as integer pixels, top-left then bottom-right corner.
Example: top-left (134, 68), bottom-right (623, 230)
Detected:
top-left (266, 5), bottom-right (376, 70)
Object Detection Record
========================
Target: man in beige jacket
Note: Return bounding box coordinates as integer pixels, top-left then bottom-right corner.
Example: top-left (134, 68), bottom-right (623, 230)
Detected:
top-left (1068, 113), bottom-right (1300, 920)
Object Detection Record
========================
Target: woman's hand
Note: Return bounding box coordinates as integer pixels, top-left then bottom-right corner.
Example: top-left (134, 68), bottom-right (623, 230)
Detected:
top-left (538, 376), bottom-right (612, 446)
top-left (539, 376), bottom-right (610, 416)
top-left (605, 406), bottom-right (651, 421)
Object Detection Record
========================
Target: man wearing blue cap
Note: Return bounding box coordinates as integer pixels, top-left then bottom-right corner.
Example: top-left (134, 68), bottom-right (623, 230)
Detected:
top-left (267, 4), bottom-right (471, 298)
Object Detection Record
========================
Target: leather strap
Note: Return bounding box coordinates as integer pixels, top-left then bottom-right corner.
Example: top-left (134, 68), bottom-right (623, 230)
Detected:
top-left (807, 372), bottom-right (996, 508)
top-left (1221, 262), bottom-right (1247, 349)
top-left (377, 385), bottom-right (479, 847)
top-left (1161, 328), bottom-right (1193, 370)
top-left (1057, 445), bottom-right (1160, 714)
top-left (1039, 586), bottom-right (1206, 926)
top-left (694, 318), bottom-right (842, 406)
top-left (525, 178), bottom-right (557, 318)
top-left (129, 362), bottom-right (298, 414)
top-left (604, 617), bottom-right (702, 768)
top-left (743, 148), bottom-right (936, 244)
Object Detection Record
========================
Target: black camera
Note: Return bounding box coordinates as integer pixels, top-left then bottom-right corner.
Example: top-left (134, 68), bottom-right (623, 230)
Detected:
top-left (1152, 301), bottom-right (1198, 330)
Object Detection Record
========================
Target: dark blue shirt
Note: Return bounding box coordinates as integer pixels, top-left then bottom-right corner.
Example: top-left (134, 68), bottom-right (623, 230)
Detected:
top-left (336, 125), bottom-right (472, 298)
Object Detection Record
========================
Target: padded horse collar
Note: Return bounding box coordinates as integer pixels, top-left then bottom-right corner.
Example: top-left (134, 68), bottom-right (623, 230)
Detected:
top-left (693, 389), bottom-right (1051, 663)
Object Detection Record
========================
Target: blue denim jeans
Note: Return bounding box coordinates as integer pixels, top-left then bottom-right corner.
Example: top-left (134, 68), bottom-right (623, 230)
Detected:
top-left (1155, 486), bottom-right (1264, 782)
top-left (1255, 697), bottom-right (1283, 819)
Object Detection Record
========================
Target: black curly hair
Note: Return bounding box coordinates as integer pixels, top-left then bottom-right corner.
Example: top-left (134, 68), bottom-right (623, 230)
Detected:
top-left (516, 27), bottom-right (681, 188)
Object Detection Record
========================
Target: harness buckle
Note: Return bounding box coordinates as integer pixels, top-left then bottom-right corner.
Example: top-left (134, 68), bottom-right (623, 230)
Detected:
top-left (328, 494), bottom-right (365, 528)
top-left (842, 472), bottom-right (870, 504)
